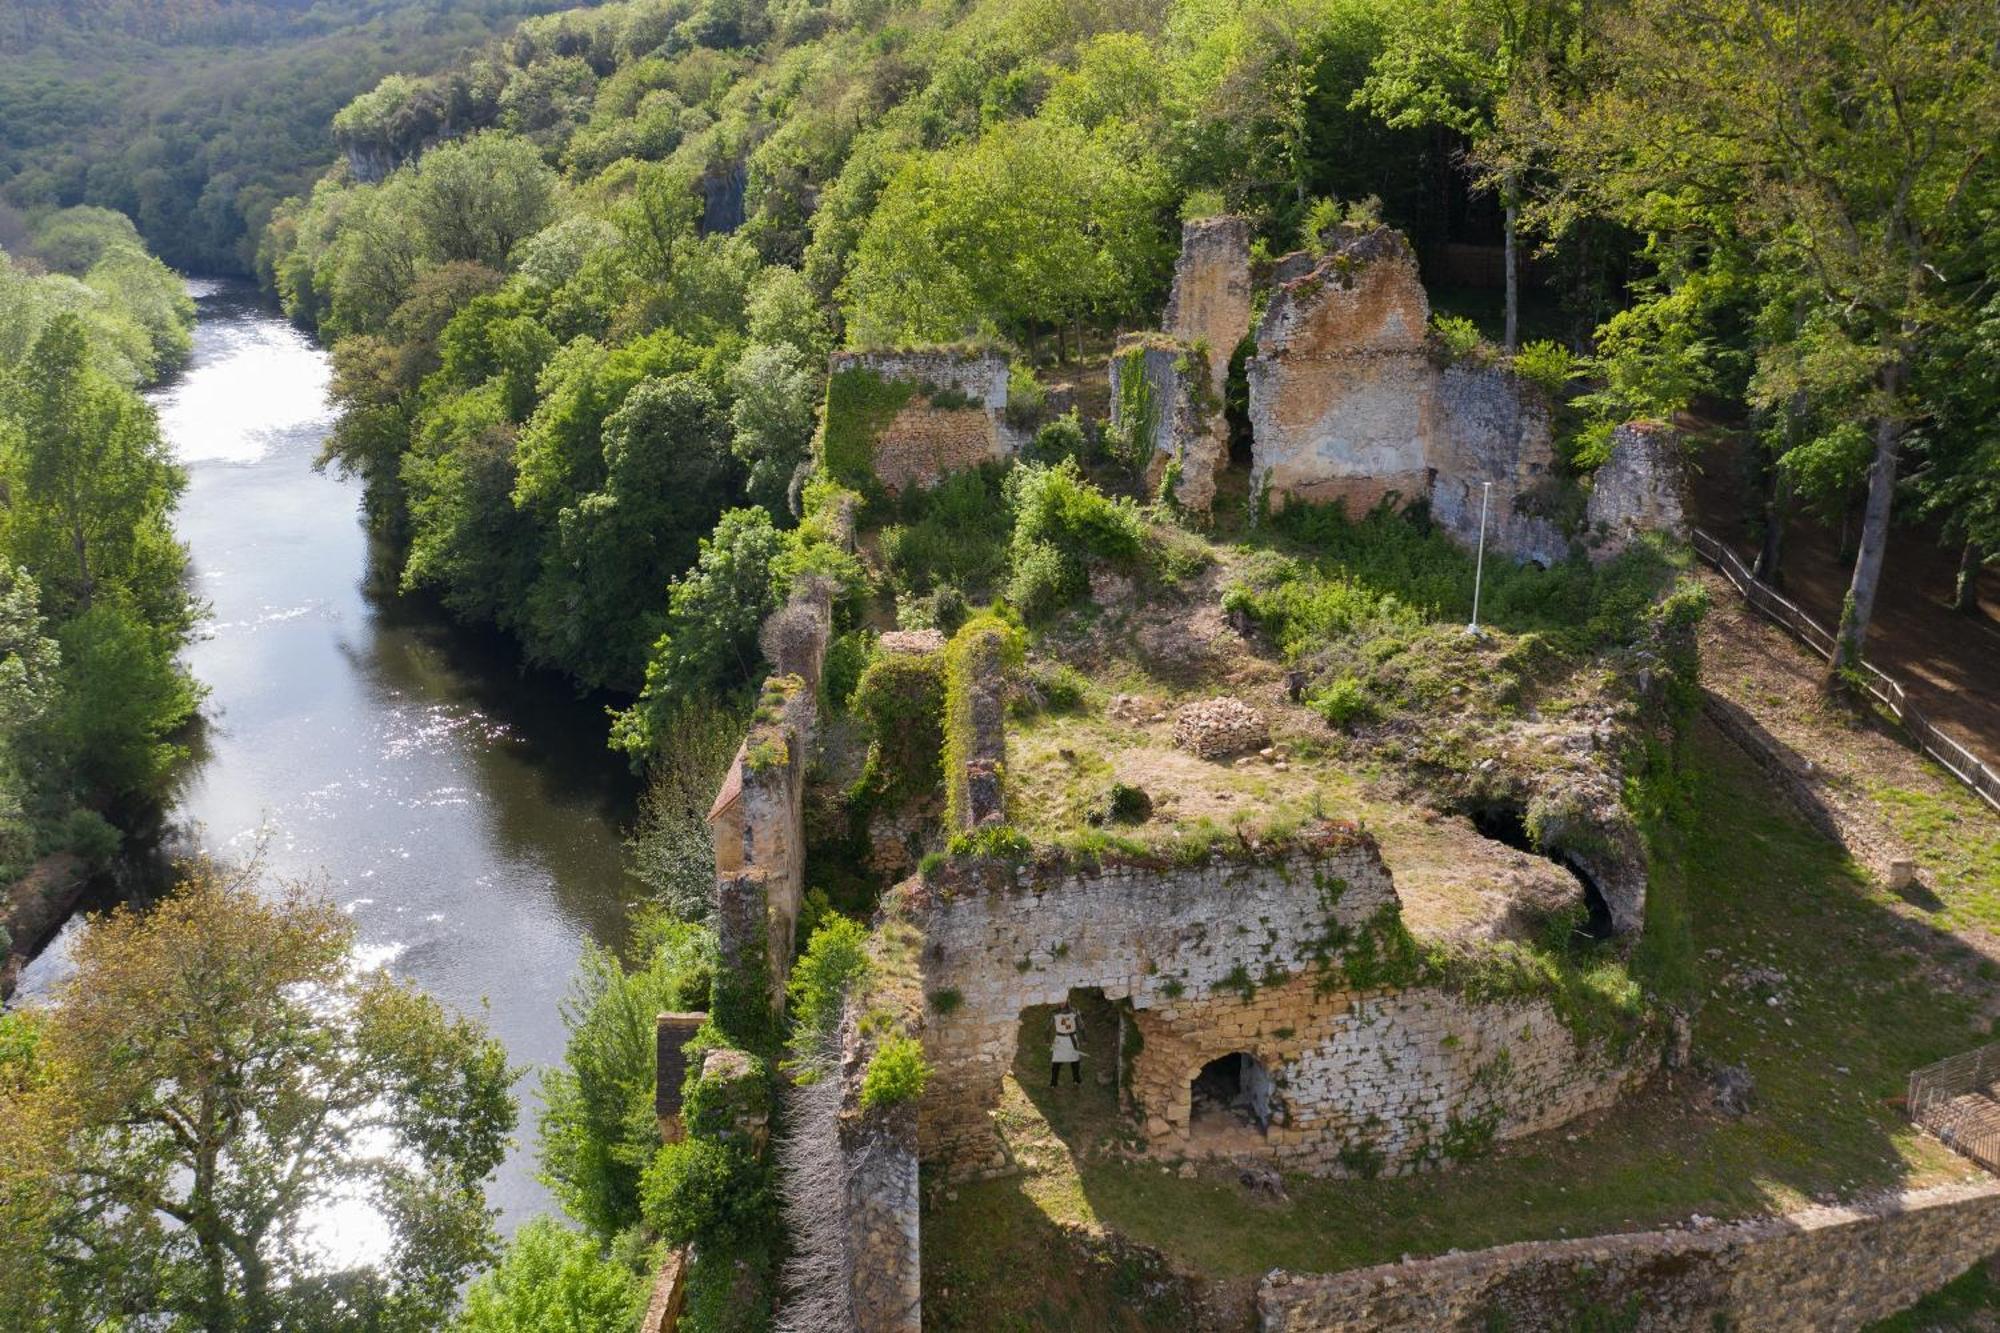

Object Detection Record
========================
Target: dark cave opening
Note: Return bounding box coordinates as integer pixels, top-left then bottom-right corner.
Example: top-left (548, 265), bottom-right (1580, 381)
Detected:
top-left (1466, 803), bottom-right (1615, 941)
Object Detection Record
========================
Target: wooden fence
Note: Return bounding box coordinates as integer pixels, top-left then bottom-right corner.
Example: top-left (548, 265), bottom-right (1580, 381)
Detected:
top-left (1690, 527), bottom-right (2000, 816)
top-left (1910, 1044), bottom-right (2000, 1174)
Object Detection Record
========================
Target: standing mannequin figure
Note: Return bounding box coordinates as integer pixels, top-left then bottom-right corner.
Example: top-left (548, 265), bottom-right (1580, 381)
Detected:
top-left (1049, 1005), bottom-right (1083, 1086)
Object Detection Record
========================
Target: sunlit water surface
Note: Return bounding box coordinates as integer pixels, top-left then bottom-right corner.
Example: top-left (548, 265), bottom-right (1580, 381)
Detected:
top-left (17, 279), bottom-right (639, 1261)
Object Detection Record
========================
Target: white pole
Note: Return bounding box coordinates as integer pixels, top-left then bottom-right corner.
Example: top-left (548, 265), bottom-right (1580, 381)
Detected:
top-left (1468, 481), bottom-right (1492, 634)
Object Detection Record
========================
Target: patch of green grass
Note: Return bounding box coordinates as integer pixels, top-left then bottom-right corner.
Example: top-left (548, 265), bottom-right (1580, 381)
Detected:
top-left (924, 722), bottom-right (1987, 1284)
top-left (1869, 779), bottom-right (2000, 935)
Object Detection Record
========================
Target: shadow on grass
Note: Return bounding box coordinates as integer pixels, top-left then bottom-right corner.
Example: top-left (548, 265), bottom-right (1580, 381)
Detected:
top-left (928, 720), bottom-right (1996, 1289)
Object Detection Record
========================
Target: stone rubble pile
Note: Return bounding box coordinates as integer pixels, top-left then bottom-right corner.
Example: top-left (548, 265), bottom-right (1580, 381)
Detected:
top-left (1172, 697), bottom-right (1269, 759)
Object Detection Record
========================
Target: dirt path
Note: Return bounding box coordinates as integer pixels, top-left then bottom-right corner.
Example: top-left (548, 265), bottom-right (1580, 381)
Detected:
top-left (1696, 568), bottom-right (2000, 972)
top-left (1688, 440), bottom-right (2000, 766)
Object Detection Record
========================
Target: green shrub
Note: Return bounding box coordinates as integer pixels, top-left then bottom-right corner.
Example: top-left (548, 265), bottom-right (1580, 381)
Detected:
top-left (852, 648), bottom-right (946, 800)
top-left (1310, 676), bottom-right (1374, 729)
top-left (859, 1033), bottom-right (932, 1110)
top-left (820, 629), bottom-right (873, 713)
top-left (1026, 410), bottom-right (1089, 466)
top-left (1005, 461), bottom-right (1146, 619)
top-left (1511, 339), bottom-right (1576, 397)
top-left (454, 1217), bottom-right (645, 1333)
top-left (640, 1137), bottom-right (768, 1247)
top-left (787, 917), bottom-right (871, 1061)
top-left (1430, 314), bottom-right (1483, 361)
top-left (1013, 660), bottom-right (1092, 716)
top-left (1005, 361), bottom-right (1046, 427)
top-left (61, 808), bottom-right (121, 864)
top-left (880, 466), bottom-right (1012, 598)
top-left (896, 583), bottom-right (968, 635)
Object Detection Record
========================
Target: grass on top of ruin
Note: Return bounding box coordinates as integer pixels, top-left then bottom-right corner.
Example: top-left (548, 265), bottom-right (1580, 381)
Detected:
top-left (921, 722), bottom-right (1996, 1325)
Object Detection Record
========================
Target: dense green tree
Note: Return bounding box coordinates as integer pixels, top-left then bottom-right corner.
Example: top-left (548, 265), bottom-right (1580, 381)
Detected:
top-left (0, 867), bottom-right (516, 1331)
top-left (1525, 0), bottom-right (2000, 678)
top-left (408, 132), bottom-right (561, 273)
top-left (454, 1219), bottom-right (647, 1333)
top-left (538, 922), bottom-right (712, 1240)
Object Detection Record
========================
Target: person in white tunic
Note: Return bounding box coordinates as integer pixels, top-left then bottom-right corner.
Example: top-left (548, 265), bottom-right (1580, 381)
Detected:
top-left (1049, 1005), bottom-right (1083, 1086)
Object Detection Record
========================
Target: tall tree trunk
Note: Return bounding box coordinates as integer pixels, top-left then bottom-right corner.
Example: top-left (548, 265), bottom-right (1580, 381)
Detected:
top-left (1830, 357), bottom-right (1905, 682)
top-left (1955, 538), bottom-right (1982, 614)
top-left (1502, 193), bottom-right (1520, 354)
top-left (1754, 461), bottom-right (1790, 585)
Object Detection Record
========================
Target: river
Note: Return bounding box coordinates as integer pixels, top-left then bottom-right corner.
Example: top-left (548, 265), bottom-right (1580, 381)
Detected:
top-left (15, 279), bottom-right (639, 1238)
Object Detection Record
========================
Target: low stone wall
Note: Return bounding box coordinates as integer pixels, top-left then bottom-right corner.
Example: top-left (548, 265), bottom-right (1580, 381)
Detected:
top-left (1258, 1180), bottom-right (2000, 1332)
top-left (836, 931), bottom-right (927, 1333)
top-left (910, 833), bottom-right (1643, 1178)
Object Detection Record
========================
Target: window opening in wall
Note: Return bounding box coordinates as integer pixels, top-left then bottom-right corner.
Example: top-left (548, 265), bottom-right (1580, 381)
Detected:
top-left (1466, 802), bottom-right (1614, 941)
top-left (1190, 1051), bottom-right (1273, 1141)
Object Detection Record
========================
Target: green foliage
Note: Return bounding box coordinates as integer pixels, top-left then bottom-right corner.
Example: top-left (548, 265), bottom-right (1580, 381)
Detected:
top-left (1111, 347), bottom-right (1160, 476)
top-left (859, 1032), bottom-right (932, 1111)
top-left (1310, 675), bottom-right (1376, 729)
top-left (0, 867), bottom-right (516, 1330)
top-left (1510, 340), bottom-right (1577, 398)
top-left (786, 916), bottom-right (871, 1069)
top-left (625, 697), bottom-right (749, 922)
top-left (852, 649), bottom-right (946, 802)
top-left (640, 1137), bottom-right (769, 1248)
top-left (612, 509), bottom-right (785, 758)
top-left (1005, 461), bottom-right (1148, 621)
top-left (455, 1218), bottom-right (647, 1333)
top-left (1430, 314), bottom-right (1485, 361)
top-left (538, 924), bottom-right (714, 1240)
top-left (820, 367), bottom-right (915, 489)
top-left (880, 465), bottom-right (1014, 600)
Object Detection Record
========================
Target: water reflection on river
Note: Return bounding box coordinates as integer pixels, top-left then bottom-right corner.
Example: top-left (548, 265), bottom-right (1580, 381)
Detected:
top-left (16, 279), bottom-right (639, 1240)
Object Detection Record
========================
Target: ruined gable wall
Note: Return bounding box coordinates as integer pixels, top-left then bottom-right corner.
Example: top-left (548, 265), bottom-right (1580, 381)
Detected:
top-left (1248, 232), bottom-right (1439, 519)
top-left (826, 350), bottom-right (1020, 495)
top-left (913, 838), bottom-right (1644, 1178)
top-left (1247, 231), bottom-right (1580, 566)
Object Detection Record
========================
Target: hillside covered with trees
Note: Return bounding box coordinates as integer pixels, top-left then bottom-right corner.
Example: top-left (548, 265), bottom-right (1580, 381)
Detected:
top-left (0, 0), bottom-right (603, 274)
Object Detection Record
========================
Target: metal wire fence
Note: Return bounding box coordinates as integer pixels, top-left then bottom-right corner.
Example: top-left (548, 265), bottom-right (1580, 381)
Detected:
top-left (1909, 1044), bottom-right (2000, 1173)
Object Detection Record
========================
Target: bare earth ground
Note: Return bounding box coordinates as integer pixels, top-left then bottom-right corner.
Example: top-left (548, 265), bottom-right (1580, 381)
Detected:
top-left (1688, 435), bottom-right (2000, 764)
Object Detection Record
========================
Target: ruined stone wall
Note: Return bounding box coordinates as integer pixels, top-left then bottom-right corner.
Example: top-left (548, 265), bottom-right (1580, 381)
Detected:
top-left (837, 993), bottom-right (924, 1333)
top-left (1430, 364), bottom-right (1570, 568)
top-left (1164, 215), bottom-right (1254, 399)
top-left (1585, 421), bottom-right (1688, 561)
top-left (825, 350), bottom-right (1021, 495)
top-left (1246, 228), bottom-right (1582, 567)
top-left (913, 837), bottom-right (1642, 1177)
top-left (709, 583), bottom-right (835, 1018)
top-left (1110, 339), bottom-right (1226, 513)
top-left (1258, 1180), bottom-right (2000, 1332)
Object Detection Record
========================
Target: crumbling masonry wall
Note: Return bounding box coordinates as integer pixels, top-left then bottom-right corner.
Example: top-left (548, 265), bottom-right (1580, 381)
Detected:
top-left (1585, 420), bottom-right (1688, 561)
top-left (1258, 1179), bottom-right (2000, 1332)
top-left (912, 837), bottom-right (1644, 1178)
top-left (1111, 338), bottom-right (1224, 512)
top-left (1246, 228), bottom-right (1569, 566)
top-left (709, 584), bottom-right (835, 1018)
top-left (1106, 216), bottom-right (1254, 513)
top-left (823, 350), bottom-right (1023, 495)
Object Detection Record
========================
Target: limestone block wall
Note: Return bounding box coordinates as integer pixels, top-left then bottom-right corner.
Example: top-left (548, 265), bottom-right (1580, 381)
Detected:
top-left (1258, 1179), bottom-right (2000, 1332)
top-left (826, 350), bottom-right (1022, 495)
top-left (1164, 215), bottom-right (1254, 398)
top-left (912, 835), bottom-right (1643, 1177)
top-left (1431, 364), bottom-right (1570, 568)
top-left (1586, 421), bottom-right (1688, 560)
top-left (1111, 338), bottom-right (1225, 513)
top-left (1246, 227), bottom-right (1579, 567)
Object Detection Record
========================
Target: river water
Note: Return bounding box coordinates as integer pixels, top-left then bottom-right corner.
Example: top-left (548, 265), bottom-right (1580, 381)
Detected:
top-left (16, 280), bottom-right (639, 1237)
